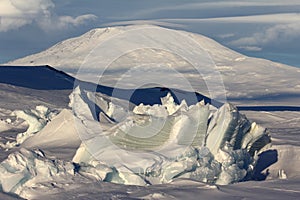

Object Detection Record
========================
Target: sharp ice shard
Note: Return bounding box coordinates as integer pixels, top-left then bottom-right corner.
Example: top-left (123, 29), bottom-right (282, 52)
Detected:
top-left (70, 87), bottom-right (271, 185)
top-left (0, 86), bottom-right (271, 195)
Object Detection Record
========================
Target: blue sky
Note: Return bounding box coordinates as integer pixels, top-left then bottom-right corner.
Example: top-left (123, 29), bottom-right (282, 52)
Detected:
top-left (1, 0), bottom-right (300, 67)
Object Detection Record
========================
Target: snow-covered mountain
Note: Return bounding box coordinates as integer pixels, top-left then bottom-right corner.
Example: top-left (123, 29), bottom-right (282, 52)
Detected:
top-left (1, 25), bottom-right (300, 199)
top-left (6, 25), bottom-right (300, 106)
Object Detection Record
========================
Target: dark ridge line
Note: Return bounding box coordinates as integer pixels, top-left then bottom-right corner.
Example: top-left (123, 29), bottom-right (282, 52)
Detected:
top-left (237, 106), bottom-right (300, 112)
top-left (0, 65), bottom-right (222, 107)
top-left (2, 65), bottom-right (299, 112)
top-left (1, 65), bottom-right (75, 80)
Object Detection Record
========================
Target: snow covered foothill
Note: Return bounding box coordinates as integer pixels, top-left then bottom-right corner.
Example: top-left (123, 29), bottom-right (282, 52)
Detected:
top-left (0, 66), bottom-right (77, 112)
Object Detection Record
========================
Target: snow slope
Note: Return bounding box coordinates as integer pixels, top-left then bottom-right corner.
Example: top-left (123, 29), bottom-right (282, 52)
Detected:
top-left (6, 25), bottom-right (300, 106)
top-left (0, 66), bottom-right (74, 110)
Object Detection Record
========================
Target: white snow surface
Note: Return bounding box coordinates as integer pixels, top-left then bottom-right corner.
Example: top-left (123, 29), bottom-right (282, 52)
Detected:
top-left (0, 25), bottom-right (299, 199)
top-left (0, 87), bottom-right (272, 199)
top-left (0, 106), bottom-right (58, 148)
top-left (0, 87), bottom-right (299, 199)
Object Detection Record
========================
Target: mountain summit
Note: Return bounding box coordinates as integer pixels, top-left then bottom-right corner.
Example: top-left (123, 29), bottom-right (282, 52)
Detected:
top-left (6, 25), bottom-right (300, 105)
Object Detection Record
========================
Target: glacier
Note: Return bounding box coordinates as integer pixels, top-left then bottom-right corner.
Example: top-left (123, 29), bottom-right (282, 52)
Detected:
top-left (0, 86), bottom-right (272, 197)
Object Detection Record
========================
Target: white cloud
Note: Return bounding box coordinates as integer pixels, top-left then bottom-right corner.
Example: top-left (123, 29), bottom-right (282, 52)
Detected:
top-left (230, 22), bottom-right (300, 47)
top-left (162, 13), bottom-right (300, 24)
top-left (205, 13), bottom-right (300, 24)
top-left (0, 0), bottom-right (97, 32)
top-left (217, 33), bottom-right (235, 39)
top-left (58, 15), bottom-right (98, 27)
top-left (132, 1), bottom-right (300, 19)
top-left (103, 20), bottom-right (185, 29)
top-left (238, 46), bottom-right (262, 52)
top-left (38, 14), bottom-right (98, 31)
